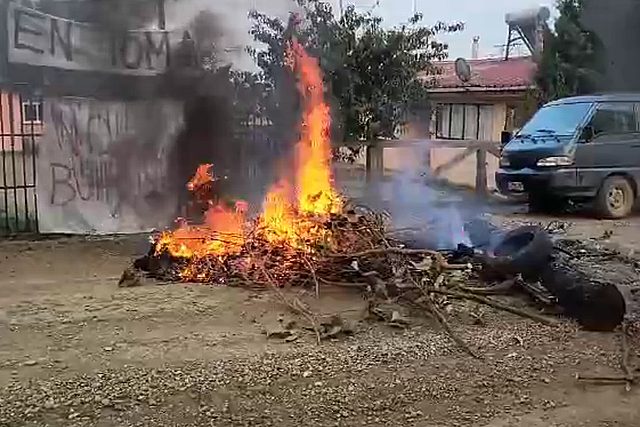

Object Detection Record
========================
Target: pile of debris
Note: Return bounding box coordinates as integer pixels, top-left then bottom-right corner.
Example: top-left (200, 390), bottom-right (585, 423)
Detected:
top-left (126, 204), bottom-right (561, 356)
top-left (123, 40), bottom-right (636, 361)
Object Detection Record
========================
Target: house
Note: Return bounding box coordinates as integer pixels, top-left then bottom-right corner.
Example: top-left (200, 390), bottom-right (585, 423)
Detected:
top-left (361, 52), bottom-right (539, 190)
top-left (425, 55), bottom-right (537, 142)
top-left (0, 92), bottom-right (42, 152)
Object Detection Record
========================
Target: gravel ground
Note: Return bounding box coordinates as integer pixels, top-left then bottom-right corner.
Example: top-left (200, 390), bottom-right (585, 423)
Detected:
top-left (0, 319), bottom-right (631, 427)
top-left (1, 224), bottom-right (640, 426)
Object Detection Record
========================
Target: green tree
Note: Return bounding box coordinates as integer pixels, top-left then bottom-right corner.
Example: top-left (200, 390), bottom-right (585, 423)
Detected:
top-left (536, 0), bottom-right (604, 103)
top-left (248, 0), bottom-right (462, 143)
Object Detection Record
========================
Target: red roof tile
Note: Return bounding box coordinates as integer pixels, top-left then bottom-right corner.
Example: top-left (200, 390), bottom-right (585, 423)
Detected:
top-left (423, 56), bottom-right (536, 91)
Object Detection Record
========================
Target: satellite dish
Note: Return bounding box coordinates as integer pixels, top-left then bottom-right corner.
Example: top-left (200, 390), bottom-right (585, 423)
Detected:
top-left (454, 58), bottom-right (472, 83)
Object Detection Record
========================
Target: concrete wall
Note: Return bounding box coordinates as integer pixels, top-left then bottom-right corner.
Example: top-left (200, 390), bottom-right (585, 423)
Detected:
top-left (368, 101), bottom-right (505, 190)
top-left (429, 146), bottom-right (499, 190)
top-left (352, 140), bottom-right (499, 191)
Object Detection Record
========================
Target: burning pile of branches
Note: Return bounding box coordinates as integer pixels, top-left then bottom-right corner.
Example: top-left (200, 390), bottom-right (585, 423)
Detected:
top-left (134, 39), bottom-right (367, 287)
top-left (127, 40), bottom-right (557, 355)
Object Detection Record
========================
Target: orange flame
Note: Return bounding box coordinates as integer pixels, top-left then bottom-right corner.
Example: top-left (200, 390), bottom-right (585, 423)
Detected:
top-left (187, 163), bottom-right (215, 191)
top-left (288, 40), bottom-right (341, 215)
top-left (155, 165), bottom-right (246, 269)
top-left (259, 40), bottom-right (341, 249)
top-left (154, 42), bottom-right (341, 280)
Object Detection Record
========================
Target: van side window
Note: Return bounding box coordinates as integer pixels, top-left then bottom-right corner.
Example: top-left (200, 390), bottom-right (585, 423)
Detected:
top-left (588, 102), bottom-right (636, 137)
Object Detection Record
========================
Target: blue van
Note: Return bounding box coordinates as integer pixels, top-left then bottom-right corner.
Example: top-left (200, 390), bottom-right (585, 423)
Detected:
top-left (497, 94), bottom-right (640, 218)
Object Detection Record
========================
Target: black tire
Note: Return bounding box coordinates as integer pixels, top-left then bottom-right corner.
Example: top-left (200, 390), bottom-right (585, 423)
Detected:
top-left (483, 226), bottom-right (553, 279)
top-left (594, 176), bottom-right (635, 219)
top-left (539, 265), bottom-right (626, 331)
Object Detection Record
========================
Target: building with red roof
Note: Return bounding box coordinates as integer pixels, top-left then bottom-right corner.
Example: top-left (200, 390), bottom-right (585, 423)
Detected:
top-left (421, 55), bottom-right (537, 143)
top-left (426, 56), bottom-right (536, 93)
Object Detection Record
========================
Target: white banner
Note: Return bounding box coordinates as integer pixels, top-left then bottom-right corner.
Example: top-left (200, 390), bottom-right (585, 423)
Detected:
top-left (8, 3), bottom-right (174, 75)
top-left (37, 98), bottom-right (183, 234)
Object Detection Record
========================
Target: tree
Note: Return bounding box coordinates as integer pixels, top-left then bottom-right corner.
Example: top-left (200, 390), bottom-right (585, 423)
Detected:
top-left (248, 0), bottom-right (462, 143)
top-left (536, 0), bottom-right (604, 103)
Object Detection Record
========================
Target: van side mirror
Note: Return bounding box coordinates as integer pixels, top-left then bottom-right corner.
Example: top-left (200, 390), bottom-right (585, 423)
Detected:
top-left (501, 131), bottom-right (513, 146)
top-left (581, 125), bottom-right (595, 142)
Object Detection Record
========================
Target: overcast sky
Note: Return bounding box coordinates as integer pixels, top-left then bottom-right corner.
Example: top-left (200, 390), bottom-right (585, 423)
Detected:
top-left (337, 0), bottom-right (557, 58)
top-left (165, 0), bottom-right (558, 69)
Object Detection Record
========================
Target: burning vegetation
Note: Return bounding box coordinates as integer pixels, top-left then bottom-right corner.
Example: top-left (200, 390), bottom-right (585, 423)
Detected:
top-left (131, 42), bottom-right (557, 355)
top-left (128, 42), bottom-right (636, 362)
top-left (144, 41), bottom-right (350, 283)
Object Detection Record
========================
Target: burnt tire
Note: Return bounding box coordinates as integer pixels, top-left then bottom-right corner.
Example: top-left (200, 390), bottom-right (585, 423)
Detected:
top-left (539, 265), bottom-right (626, 331)
top-left (594, 176), bottom-right (635, 219)
top-left (484, 226), bottom-right (553, 279)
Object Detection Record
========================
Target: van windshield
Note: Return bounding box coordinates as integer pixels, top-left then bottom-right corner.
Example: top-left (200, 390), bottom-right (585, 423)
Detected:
top-left (515, 102), bottom-right (593, 140)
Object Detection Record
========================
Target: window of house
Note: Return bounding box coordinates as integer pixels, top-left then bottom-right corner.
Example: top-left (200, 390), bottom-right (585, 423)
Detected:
top-left (22, 101), bottom-right (43, 124)
top-left (435, 103), bottom-right (493, 140)
top-left (589, 102), bottom-right (636, 136)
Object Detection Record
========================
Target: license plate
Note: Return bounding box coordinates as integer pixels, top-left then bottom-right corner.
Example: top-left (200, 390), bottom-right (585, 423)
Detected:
top-left (507, 181), bottom-right (524, 192)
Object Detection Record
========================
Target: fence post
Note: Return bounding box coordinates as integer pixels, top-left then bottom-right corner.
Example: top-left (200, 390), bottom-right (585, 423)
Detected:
top-left (365, 142), bottom-right (383, 182)
top-left (475, 148), bottom-right (487, 195)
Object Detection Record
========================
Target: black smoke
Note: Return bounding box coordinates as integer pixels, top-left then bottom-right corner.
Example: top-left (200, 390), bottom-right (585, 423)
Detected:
top-left (582, 0), bottom-right (640, 91)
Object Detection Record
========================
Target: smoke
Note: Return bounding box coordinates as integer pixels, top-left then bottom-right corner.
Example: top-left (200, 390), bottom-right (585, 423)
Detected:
top-left (160, 0), bottom-right (305, 220)
top-left (358, 145), bottom-right (498, 250)
top-left (165, 0), bottom-right (301, 70)
top-left (30, 0), bottom-right (315, 229)
top-left (35, 0), bottom-right (159, 30)
top-left (582, 0), bottom-right (640, 91)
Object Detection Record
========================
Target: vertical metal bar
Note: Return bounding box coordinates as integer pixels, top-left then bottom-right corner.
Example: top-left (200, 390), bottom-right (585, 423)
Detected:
top-left (0, 91), bottom-right (8, 234)
top-left (8, 93), bottom-right (19, 231)
top-left (505, 27), bottom-right (513, 60)
top-left (30, 97), bottom-right (39, 233)
top-left (19, 94), bottom-right (30, 232)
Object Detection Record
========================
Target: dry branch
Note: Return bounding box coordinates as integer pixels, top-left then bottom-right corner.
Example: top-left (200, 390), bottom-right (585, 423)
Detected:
top-left (622, 321), bottom-right (634, 391)
top-left (424, 288), bottom-right (559, 326)
top-left (415, 275), bottom-right (480, 359)
top-left (259, 265), bottom-right (322, 345)
top-left (328, 248), bottom-right (439, 258)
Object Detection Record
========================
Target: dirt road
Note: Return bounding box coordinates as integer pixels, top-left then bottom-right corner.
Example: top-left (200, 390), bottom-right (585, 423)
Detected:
top-left (0, 218), bottom-right (639, 426)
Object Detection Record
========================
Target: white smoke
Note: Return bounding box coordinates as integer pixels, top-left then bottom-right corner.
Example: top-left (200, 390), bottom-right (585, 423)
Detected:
top-left (358, 145), bottom-right (483, 250)
top-left (386, 167), bottom-right (472, 250)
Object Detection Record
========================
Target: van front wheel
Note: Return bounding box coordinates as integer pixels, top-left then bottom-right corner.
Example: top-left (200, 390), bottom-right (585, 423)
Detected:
top-left (594, 176), bottom-right (635, 219)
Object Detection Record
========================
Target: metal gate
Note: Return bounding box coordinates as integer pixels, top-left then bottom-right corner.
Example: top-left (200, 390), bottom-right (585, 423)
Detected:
top-left (0, 91), bottom-right (41, 235)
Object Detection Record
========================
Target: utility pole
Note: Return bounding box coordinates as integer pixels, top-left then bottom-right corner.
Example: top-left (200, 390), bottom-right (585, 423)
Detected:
top-left (339, 0), bottom-right (344, 18)
top-left (412, 0), bottom-right (417, 15)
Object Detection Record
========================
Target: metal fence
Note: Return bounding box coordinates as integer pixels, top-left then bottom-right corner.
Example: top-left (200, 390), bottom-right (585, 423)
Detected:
top-left (0, 91), bottom-right (41, 235)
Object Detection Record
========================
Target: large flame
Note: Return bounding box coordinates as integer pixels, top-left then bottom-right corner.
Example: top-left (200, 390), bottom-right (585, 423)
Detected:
top-left (260, 40), bottom-right (341, 247)
top-left (288, 40), bottom-right (341, 215)
top-left (155, 41), bottom-right (341, 280)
